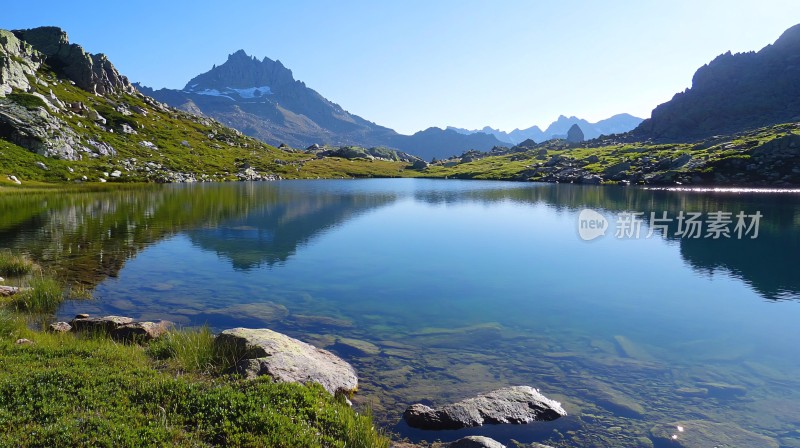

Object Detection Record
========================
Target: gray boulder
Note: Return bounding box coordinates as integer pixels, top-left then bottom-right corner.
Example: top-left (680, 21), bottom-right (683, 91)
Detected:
top-left (111, 321), bottom-right (172, 342)
top-left (411, 159), bottom-right (429, 170)
top-left (403, 386), bottom-right (566, 430)
top-left (70, 315), bottom-right (134, 333)
top-left (215, 328), bottom-right (358, 396)
top-left (48, 322), bottom-right (72, 333)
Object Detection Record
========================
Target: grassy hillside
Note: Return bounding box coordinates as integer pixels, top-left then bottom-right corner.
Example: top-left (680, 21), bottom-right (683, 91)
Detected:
top-left (422, 122), bottom-right (800, 186)
top-left (1, 69), bottom-right (414, 184)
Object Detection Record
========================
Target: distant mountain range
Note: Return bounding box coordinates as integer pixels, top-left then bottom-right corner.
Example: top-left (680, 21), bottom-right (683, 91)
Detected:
top-left (137, 51), bottom-right (506, 161)
top-left (634, 23), bottom-right (800, 141)
top-left (448, 113), bottom-right (643, 145)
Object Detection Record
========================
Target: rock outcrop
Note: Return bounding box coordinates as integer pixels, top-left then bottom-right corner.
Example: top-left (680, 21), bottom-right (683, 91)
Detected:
top-left (12, 27), bottom-right (134, 95)
top-left (0, 30), bottom-right (44, 95)
top-left (634, 23), bottom-right (800, 141)
top-left (0, 98), bottom-right (85, 159)
top-left (403, 386), bottom-right (566, 430)
top-left (0, 27), bottom-right (134, 160)
top-left (566, 123), bottom-right (584, 143)
top-left (215, 327), bottom-right (358, 396)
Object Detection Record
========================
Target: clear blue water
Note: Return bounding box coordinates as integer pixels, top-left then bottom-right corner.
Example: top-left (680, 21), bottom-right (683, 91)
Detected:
top-left (2, 179), bottom-right (799, 447)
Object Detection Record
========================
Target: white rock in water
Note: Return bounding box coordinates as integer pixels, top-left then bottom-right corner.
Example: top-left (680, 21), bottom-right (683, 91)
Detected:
top-left (404, 386), bottom-right (567, 430)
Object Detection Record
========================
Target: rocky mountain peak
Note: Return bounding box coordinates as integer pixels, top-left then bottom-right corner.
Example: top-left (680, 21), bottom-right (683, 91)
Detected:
top-left (184, 50), bottom-right (296, 91)
top-left (12, 26), bottom-right (134, 95)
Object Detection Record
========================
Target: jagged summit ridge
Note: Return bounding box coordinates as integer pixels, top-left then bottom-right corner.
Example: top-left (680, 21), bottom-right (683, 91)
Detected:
top-left (143, 51), bottom-right (505, 158)
top-left (184, 49), bottom-right (296, 92)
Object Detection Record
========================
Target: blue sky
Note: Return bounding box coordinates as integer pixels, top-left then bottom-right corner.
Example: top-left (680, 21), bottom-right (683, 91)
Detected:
top-left (3, 1), bottom-right (800, 134)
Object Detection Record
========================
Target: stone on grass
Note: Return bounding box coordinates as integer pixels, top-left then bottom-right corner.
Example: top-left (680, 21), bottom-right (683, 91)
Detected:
top-left (70, 315), bottom-right (133, 334)
top-left (111, 320), bottom-right (172, 341)
top-left (48, 322), bottom-right (72, 333)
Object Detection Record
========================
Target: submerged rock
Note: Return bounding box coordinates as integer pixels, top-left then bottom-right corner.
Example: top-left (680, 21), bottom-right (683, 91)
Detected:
top-left (697, 382), bottom-right (747, 399)
top-left (650, 420), bottom-right (778, 448)
top-left (448, 436), bottom-right (506, 448)
top-left (336, 337), bottom-right (381, 355)
top-left (587, 380), bottom-right (645, 418)
top-left (403, 386), bottom-right (566, 430)
top-left (215, 327), bottom-right (358, 396)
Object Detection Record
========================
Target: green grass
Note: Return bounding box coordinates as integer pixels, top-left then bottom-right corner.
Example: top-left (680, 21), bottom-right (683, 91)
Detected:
top-left (0, 331), bottom-right (390, 447)
top-left (0, 269), bottom-right (389, 447)
top-left (8, 275), bottom-right (63, 313)
top-left (7, 91), bottom-right (47, 110)
top-left (0, 250), bottom-right (36, 276)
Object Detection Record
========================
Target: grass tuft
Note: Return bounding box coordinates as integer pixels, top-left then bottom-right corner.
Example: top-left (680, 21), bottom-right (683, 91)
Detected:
top-left (67, 282), bottom-right (94, 300)
top-left (0, 250), bottom-right (36, 276)
top-left (10, 275), bottom-right (63, 313)
top-left (0, 309), bottom-right (25, 340)
top-left (147, 325), bottom-right (221, 374)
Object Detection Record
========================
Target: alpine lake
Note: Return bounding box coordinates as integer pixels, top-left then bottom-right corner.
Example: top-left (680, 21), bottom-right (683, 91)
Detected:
top-left (2, 179), bottom-right (799, 447)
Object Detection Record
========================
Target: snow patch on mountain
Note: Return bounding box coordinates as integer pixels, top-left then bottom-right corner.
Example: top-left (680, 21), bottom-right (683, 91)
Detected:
top-left (184, 85), bottom-right (272, 101)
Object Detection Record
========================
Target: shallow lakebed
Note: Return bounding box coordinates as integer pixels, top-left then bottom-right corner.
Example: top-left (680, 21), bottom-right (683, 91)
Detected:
top-left (2, 179), bottom-right (799, 447)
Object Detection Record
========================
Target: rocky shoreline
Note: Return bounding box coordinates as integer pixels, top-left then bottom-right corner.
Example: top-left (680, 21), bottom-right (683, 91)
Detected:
top-left (42, 313), bottom-right (566, 448)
